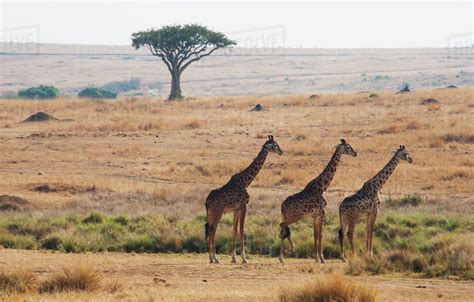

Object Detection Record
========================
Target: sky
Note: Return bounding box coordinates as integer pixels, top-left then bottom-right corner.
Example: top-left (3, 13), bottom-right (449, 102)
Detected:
top-left (0, 1), bottom-right (472, 48)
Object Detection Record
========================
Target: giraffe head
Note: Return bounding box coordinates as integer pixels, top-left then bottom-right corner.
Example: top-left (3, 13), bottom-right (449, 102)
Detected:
top-left (337, 138), bottom-right (357, 157)
top-left (394, 145), bottom-right (413, 163)
top-left (264, 135), bottom-right (283, 155)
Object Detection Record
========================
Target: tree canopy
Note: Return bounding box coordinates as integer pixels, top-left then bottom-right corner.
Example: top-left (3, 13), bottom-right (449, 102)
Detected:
top-left (18, 85), bottom-right (59, 99)
top-left (131, 24), bottom-right (236, 100)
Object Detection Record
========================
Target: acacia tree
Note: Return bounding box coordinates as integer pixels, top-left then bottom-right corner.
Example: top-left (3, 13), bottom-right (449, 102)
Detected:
top-left (132, 24), bottom-right (236, 100)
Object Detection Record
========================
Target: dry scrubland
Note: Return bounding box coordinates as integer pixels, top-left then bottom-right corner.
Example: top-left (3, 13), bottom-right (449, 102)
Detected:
top-left (1, 44), bottom-right (473, 97)
top-left (0, 87), bottom-right (473, 301)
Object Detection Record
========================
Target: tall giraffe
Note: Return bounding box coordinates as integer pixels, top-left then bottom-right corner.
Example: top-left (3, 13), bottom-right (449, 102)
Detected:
top-left (338, 145), bottom-right (412, 261)
top-left (205, 135), bottom-right (283, 264)
top-left (279, 139), bottom-right (357, 263)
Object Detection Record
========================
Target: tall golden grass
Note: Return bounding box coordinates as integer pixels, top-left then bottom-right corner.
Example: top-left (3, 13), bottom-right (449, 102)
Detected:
top-left (0, 269), bottom-right (36, 293)
top-left (0, 265), bottom-right (118, 296)
top-left (279, 275), bottom-right (376, 302)
top-left (39, 265), bottom-right (102, 293)
top-left (0, 88), bottom-right (472, 215)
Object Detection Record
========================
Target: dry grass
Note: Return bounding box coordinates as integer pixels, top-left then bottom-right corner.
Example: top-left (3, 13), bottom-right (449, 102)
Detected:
top-left (39, 265), bottom-right (102, 293)
top-left (0, 87), bottom-right (471, 214)
top-left (1, 249), bottom-right (473, 302)
top-left (0, 265), bottom-right (108, 296)
top-left (279, 274), bottom-right (376, 302)
top-left (441, 168), bottom-right (472, 181)
top-left (346, 237), bottom-right (474, 280)
top-left (183, 119), bottom-right (206, 129)
top-left (443, 132), bottom-right (474, 144)
top-left (0, 269), bottom-right (36, 293)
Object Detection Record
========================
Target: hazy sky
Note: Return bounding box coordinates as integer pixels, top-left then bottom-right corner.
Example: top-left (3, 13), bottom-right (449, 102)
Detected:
top-left (1, 1), bottom-right (472, 48)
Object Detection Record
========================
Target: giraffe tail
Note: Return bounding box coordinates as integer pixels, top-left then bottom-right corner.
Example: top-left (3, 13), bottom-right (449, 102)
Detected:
top-left (338, 227), bottom-right (343, 248)
top-left (279, 222), bottom-right (291, 239)
top-left (204, 223), bottom-right (210, 241)
top-left (285, 226), bottom-right (291, 239)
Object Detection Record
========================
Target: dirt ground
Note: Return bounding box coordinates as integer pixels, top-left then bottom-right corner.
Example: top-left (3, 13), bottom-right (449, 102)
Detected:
top-left (1, 249), bottom-right (473, 301)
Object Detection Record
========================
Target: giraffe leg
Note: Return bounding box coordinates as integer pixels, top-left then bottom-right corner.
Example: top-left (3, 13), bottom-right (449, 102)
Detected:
top-left (239, 208), bottom-right (248, 264)
top-left (318, 214), bottom-right (325, 264)
top-left (210, 211), bottom-right (223, 264)
top-left (347, 221), bottom-right (356, 256)
top-left (288, 233), bottom-right (296, 252)
top-left (231, 210), bottom-right (240, 264)
top-left (213, 228), bottom-right (220, 264)
top-left (279, 222), bottom-right (288, 264)
top-left (339, 216), bottom-right (348, 262)
top-left (279, 236), bottom-right (285, 264)
top-left (313, 215), bottom-right (325, 264)
top-left (209, 224), bottom-right (219, 264)
top-left (365, 217), bottom-right (370, 254)
top-left (366, 213), bottom-right (377, 259)
top-left (207, 222), bottom-right (214, 264)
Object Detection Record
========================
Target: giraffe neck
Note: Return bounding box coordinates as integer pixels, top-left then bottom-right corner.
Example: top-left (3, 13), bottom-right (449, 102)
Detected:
top-left (231, 146), bottom-right (269, 187)
top-left (367, 153), bottom-right (401, 191)
top-left (307, 147), bottom-right (342, 192)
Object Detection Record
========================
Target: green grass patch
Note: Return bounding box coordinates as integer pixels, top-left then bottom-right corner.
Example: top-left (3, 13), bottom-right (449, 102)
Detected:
top-left (0, 211), bottom-right (472, 279)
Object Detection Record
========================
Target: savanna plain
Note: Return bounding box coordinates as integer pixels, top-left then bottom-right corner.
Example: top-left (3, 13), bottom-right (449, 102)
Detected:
top-left (0, 87), bottom-right (473, 301)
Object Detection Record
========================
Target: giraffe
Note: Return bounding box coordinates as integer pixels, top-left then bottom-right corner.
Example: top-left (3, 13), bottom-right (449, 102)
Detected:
top-left (338, 145), bottom-right (413, 262)
top-left (205, 135), bottom-right (283, 264)
top-left (279, 139), bottom-right (357, 264)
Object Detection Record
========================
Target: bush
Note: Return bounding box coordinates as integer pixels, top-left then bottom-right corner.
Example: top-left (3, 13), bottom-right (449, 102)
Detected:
top-left (113, 215), bottom-right (129, 226)
top-left (102, 77), bottom-right (141, 93)
top-left (279, 275), bottom-right (376, 302)
top-left (78, 87), bottom-right (117, 99)
top-left (18, 85), bottom-right (59, 99)
top-left (39, 265), bottom-right (102, 293)
top-left (387, 195), bottom-right (423, 207)
top-left (41, 235), bottom-right (62, 250)
top-left (82, 212), bottom-right (103, 224)
top-left (0, 269), bottom-right (37, 293)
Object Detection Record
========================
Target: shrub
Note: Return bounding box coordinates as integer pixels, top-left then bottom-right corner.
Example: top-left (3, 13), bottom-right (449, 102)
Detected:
top-left (411, 256), bottom-right (426, 273)
top-left (113, 215), bottom-right (129, 226)
top-left (279, 275), bottom-right (376, 302)
top-left (347, 256), bottom-right (365, 276)
top-left (387, 195), bottom-right (423, 207)
top-left (0, 269), bottom-right (37, 293)
top-left (18, 85), bottom-right (59, 99)
top-left (41, 235), bottom-right (62, 250)
top-left (398, 83), bottom-right (411, 92)
top-left (82, 212), bottom-right (103, 224)
top-left (425, 241), bottom-right (473, 279)
top-left (363, 256), bottom-right (387, 275)
top-left (39, 265), bottom-right (102, 293)
top-left (443, 133), bottom-right (474, 144)
top-left (102, 77), bottom-right (141, 93)
top-left (386, 249), bottom-right (412, 272)
top-left (78, 87), bottom-right (117, 99)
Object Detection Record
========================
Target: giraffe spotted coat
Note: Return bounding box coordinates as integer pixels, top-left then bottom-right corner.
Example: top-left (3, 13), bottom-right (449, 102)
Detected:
top-left (279, 139), bottom-right (357, 263)
top-left (205, 135), bottom-right (283, 264)
top-left (338, 145), bottom-right (413, 261)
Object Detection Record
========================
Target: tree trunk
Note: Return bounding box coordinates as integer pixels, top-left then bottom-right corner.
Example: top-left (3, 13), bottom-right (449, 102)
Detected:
top-left (168, 69), bottom-right (182, 100)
